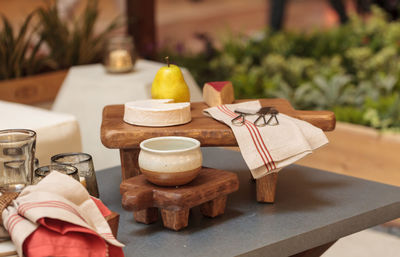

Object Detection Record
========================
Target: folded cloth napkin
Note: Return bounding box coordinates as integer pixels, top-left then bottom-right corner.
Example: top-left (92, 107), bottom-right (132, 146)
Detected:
top-left (2, 171), bottom-right (124, 257)
top-left (204, 101), bottom-right (329, 179)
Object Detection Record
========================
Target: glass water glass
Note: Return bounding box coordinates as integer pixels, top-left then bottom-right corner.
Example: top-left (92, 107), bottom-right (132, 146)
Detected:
top-left (34, 164), bottom-right (79, 184)
top-left (51, 153), bottom-right (99, 197)
top-left (0, 129), bottom-right (36, 192)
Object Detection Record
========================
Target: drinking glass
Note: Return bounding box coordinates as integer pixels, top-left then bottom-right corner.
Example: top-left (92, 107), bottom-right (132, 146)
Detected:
top-left (34, 164), bottom-right (79, 184)
top-left (51, 153), bottom-right (99, 197)
top-left (0, 129), bottom-right (36, 192)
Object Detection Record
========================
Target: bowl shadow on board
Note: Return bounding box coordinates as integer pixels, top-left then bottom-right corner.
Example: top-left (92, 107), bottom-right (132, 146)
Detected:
top-left (130, 206), bottom-right (244, 236)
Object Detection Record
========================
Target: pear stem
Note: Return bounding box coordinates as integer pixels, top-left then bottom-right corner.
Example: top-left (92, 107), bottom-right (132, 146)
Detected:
top-left (165, 56), bottom-right (170, 67)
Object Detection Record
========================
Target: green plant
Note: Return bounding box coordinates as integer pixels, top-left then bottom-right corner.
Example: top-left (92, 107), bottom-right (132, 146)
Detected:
top-left (0, 0), bottom-right (122, 81)
top-left (161, 6), bottom-right (400, 131)
top-left (37, 0), bottom-right (120, 69)
top-left (0, 13), bottom-right (47, 80)
top-left (363, 94), bottom-right (400, 130)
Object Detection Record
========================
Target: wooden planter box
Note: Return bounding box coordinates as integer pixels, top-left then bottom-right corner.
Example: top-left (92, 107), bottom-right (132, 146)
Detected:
top-left (298, 122), bottom-right (400, 226)
top-left (0, 70), bottom-right (68, 105)
top-left (298, 122), bottom-right (400, 187)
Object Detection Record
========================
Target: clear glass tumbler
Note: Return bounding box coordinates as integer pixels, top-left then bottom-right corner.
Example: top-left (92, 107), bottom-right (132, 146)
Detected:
top-left (0, 129), bottom-right (36, 192)
top-left (51, 153), bottom-right (99, 197)
top-left (34, 164), bottom-right (80, 184)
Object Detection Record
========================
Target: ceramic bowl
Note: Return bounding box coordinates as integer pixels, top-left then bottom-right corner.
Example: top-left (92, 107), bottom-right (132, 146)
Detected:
top-left (138, 136), bottom-right (202, 186)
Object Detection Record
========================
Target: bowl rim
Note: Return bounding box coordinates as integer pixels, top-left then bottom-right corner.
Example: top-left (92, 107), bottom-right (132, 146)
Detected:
top-left (140, 136), bottom-right (200, 153)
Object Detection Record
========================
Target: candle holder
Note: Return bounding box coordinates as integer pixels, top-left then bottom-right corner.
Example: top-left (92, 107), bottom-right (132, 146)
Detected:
top-left (51, 152), bottom-right (99, 197)
top-left (34, 164), bottom-right (80, 184)
top-left (104, 36), bottom-right (136, 73)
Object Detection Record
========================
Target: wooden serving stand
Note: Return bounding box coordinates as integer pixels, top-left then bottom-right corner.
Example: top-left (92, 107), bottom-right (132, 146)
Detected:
top-left (120, 168), bottom-right (239, 231)
top-left (101, 98), bottom-right (335, 203)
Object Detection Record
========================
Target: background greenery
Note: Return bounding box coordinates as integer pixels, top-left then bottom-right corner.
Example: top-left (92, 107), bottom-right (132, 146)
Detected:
top-left (0, 0), bottom-right (119, 80)
top-left (162, 7), bottom-right (400, 131)
top-left (2, 3), bottom-right (399, 131)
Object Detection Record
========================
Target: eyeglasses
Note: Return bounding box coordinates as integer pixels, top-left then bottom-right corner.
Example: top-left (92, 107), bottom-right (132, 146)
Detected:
top-left (231, 107), bottom-right (279, 127)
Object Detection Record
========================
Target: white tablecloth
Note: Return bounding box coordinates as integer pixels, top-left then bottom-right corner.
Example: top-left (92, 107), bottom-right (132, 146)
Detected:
top-left (52, 60), bottom-right (203, 170)
top-left (0, 101), bottom-right (82, 166)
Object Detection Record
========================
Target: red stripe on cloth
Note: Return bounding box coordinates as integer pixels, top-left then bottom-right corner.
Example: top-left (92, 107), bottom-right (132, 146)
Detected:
top-left (220, 105), bottom-right (274, 171)
top-left (217, 105), bottom-right (271, 171)
top-left (19, 201), bottom-right (85, 221)
top-left (6, 213), bottom-right (20, 228)
top-left (221, 105), bottom-right (276, 170)
top-left (20, 203), bottom-right (66, 217)
top-left (9, 217), bottom-right (24, 235)
top-left (21, 204), bottom-right (84, 221)
top-left (7, 214), bottom-right (24, 235)
top-left (7, 213), bottom-right (21, 229)
top-left (19, 201), bottom-right (79, 216)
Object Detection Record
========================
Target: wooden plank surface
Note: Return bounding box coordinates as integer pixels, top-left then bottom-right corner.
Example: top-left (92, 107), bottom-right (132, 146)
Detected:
top-left (101, 98), bottom-right (335, 149)
top-left (0, 70), bottom-right (67, 105)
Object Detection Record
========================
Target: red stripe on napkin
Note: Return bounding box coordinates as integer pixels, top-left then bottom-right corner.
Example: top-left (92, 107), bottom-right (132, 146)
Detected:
top-left (221, 105), bottom-right (275, 169)
top-left (217, 105), bottom-right (273, 171)
top-left (221, 105), bottom-right (276, 170)
top-left (7, 214), bottom-right (24, 235)
top-left (19, 201), bottom-right (85, 221)
top-left (21, 198), bottom-right (124, 257)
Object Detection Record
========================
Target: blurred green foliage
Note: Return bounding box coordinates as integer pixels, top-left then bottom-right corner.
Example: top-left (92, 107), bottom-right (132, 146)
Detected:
top-left (0, 12), bottom-right (47, 80)
top-left (162, 7), bottom-right (400, 131)
top-left (0, 0), bottom-right (119, 80)
top-left (37, 0), bottom-right (120, 70)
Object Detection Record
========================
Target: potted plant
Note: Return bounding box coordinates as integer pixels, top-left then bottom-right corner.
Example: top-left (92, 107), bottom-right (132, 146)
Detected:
top-left (0, 0), bottom-right (120, 105)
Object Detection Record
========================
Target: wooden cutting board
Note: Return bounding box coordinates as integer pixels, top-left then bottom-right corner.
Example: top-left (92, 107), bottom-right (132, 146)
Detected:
top-left (101, 98), bottom-right (335, 149)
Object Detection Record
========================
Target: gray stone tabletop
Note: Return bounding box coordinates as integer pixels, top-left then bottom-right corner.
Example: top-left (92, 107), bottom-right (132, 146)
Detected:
top-left (98, 148), bottom-right (400, 257)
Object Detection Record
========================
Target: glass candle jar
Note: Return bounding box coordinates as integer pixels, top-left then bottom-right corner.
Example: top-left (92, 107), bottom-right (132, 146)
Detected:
top-left (51, 153), bottom-right (99, 197)
top-left (34, 164), bottom-right (79, 184)
top-left (104, 36), bottom-right (136, 73)
top-left (0, 129), bottom-right (36, 192)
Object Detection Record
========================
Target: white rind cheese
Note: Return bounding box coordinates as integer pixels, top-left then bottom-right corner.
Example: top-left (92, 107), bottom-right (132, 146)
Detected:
top-left (124, 99), bottom-right (191, 127)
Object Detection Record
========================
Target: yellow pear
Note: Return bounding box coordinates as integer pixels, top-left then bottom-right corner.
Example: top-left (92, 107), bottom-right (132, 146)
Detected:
top-left (151, 57), bottom-right (190, 103)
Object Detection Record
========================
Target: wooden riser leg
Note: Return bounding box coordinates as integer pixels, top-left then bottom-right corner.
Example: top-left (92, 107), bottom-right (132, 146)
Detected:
top-left (161, 208), bottom-right (189, 231)
top-left (119, 148), bottom-right (141, 180)
top-left (133, 208), bottom-right (158, 224)
top-left (200, 196), bottom-right (227, 218)
top-left (256, 172), bottom-right (278, 203)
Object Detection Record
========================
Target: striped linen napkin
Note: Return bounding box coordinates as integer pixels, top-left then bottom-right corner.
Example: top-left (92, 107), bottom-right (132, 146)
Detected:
top-left (2, 171), bottom-right (124, 257)
top-left (204, 101), bottom-right (329, 179)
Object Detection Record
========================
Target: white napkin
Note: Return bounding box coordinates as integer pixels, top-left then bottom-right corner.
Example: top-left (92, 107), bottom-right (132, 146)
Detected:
top-left (2, 172), bottom-right (124, 256)
top-left (204, 101), bottom-right (329, 179)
